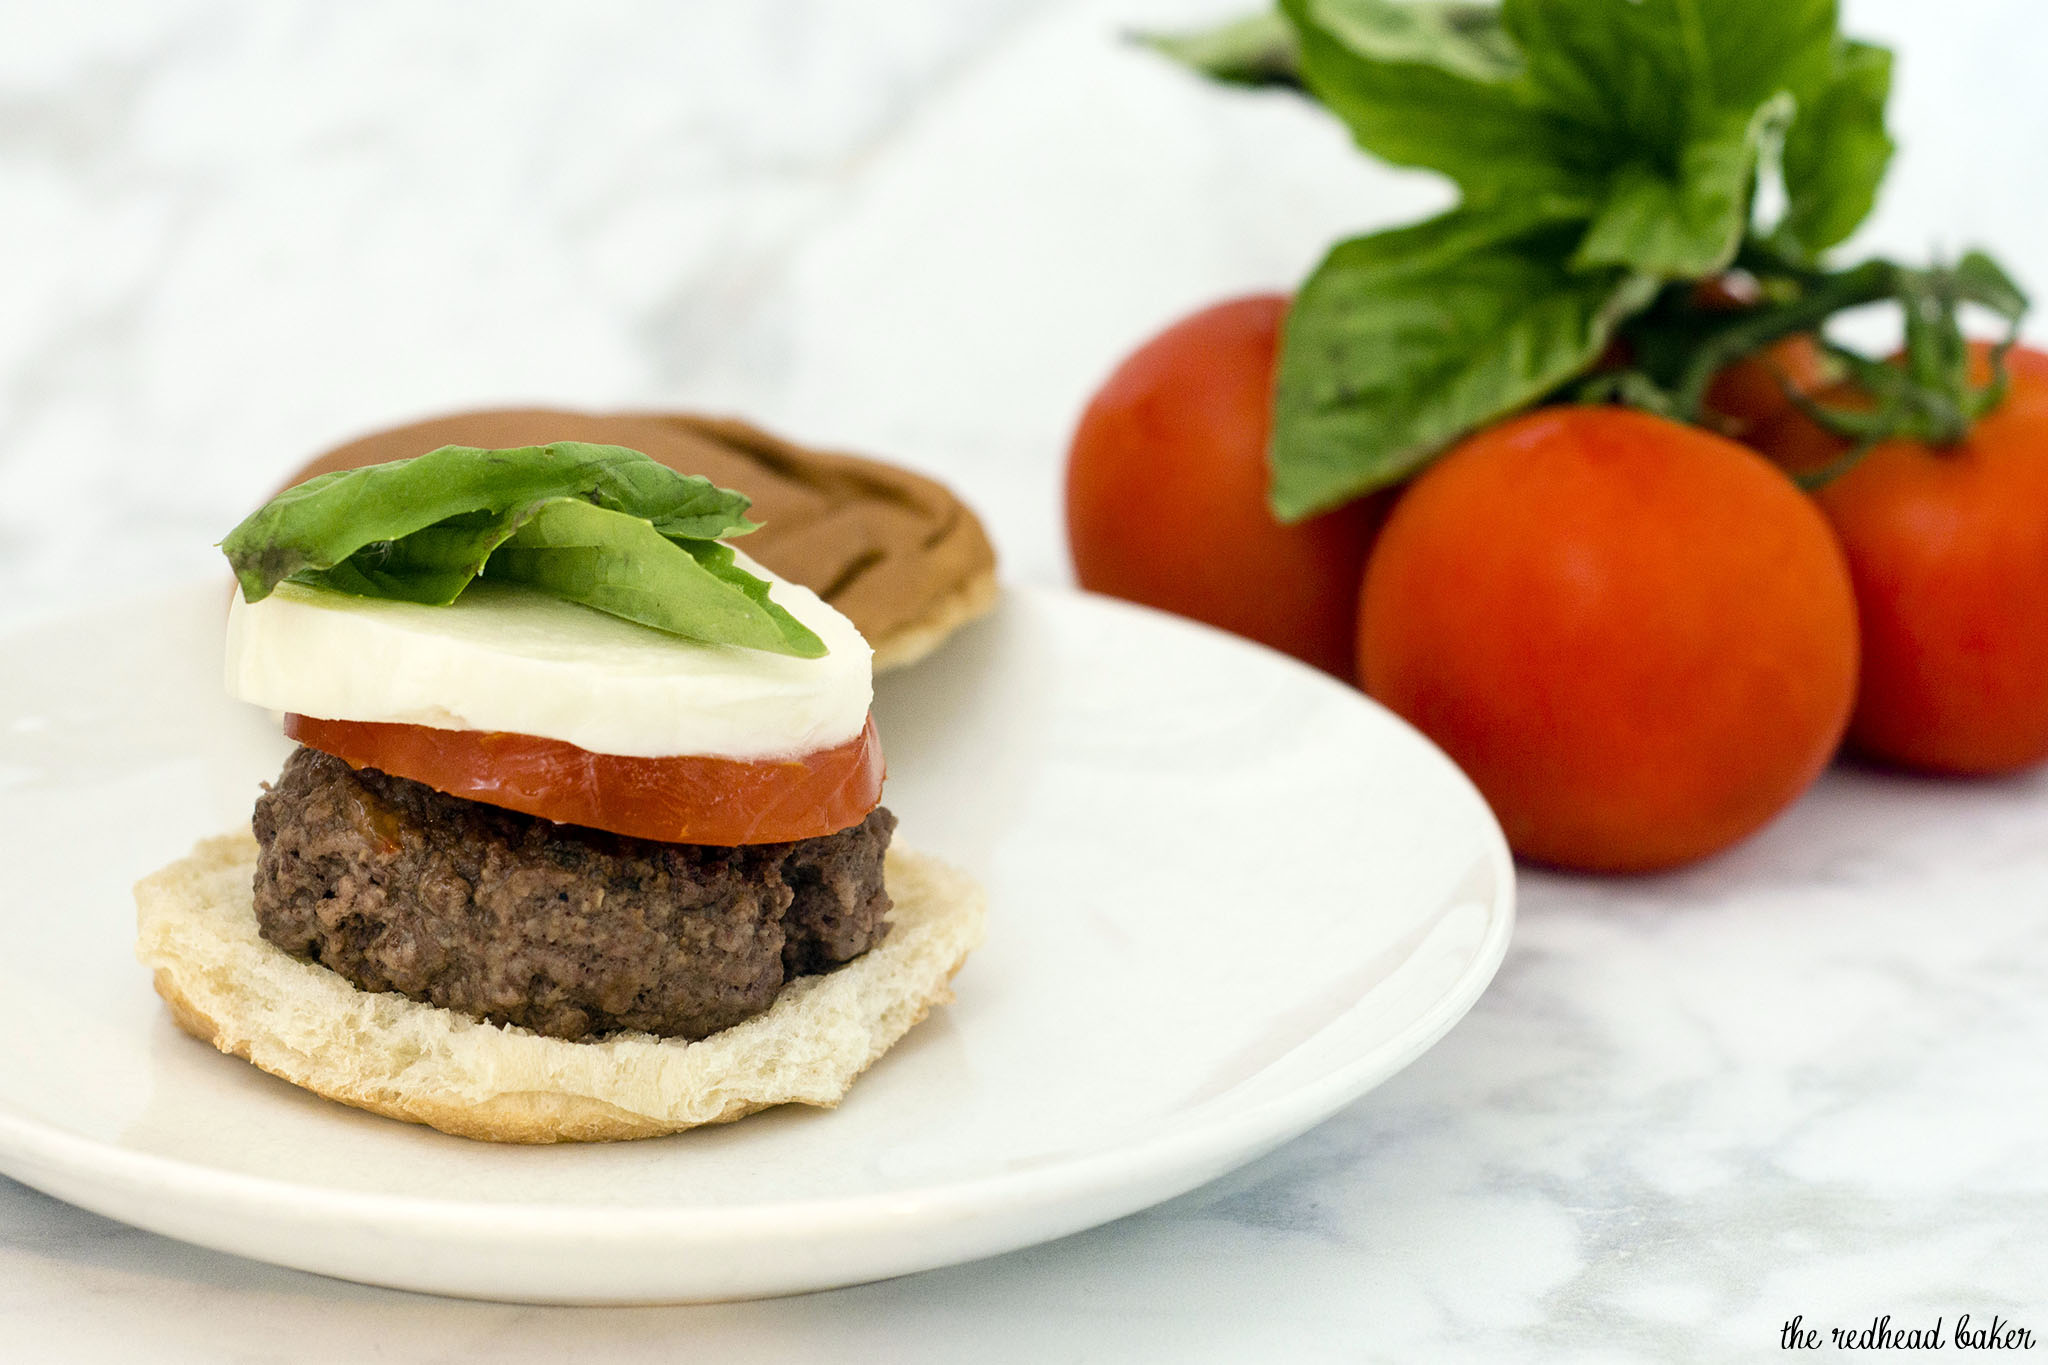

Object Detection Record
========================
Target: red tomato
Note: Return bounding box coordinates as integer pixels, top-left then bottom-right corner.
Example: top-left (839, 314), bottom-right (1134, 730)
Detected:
top-left (1358, 407), bottom-right (1860, 873)
top-left (1750, 344), bottom-right (2048, 774)
top-left (284, 713), bottom-right (885, 846)
top-left (1702, 334), bottom-right (1832, 445)
top-left (1066, 294), bottom-right (1384, 676)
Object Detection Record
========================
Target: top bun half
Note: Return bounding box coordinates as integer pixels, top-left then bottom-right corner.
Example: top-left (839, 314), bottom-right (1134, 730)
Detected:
top-left (286, 410), bottom-right (999, 671)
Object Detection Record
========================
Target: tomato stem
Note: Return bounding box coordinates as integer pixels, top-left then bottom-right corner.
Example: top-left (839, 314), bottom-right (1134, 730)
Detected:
top-left (1666, 259), bottom-right (1897, 420)
top-left (1599, 251), bottom-right (2029, 454)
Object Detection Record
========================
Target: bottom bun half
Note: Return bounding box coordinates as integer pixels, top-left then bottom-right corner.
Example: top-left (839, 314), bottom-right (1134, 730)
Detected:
top-left (134, 830), bottom-right (986, 1144)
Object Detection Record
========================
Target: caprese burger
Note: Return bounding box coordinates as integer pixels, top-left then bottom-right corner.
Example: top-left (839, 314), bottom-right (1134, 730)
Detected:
top-left (134, 442), bottom-right (985, 1143)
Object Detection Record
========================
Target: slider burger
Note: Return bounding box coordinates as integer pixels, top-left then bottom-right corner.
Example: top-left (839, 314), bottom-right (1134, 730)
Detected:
top-left (134, 442), bottom-right (985, 1143)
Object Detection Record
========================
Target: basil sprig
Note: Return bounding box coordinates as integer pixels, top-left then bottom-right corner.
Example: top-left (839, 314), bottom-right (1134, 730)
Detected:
top-left (220, 443), bottom-right (826, 658)
top-left (1149, 0), bottom-right (2019, 519)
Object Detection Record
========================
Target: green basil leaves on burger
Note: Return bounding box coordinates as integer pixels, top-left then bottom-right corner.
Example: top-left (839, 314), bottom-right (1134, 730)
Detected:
top-left (220, 443), bottom-right (827, 658)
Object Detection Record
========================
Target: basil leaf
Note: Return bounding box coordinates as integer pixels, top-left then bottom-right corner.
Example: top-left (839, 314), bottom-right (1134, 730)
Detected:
top-left (1506, 0), bottom-right (1833, 145)
top-left (1279, 0), bottom-right (1592, 207)
top-left (1505, 0), bottom-right (1834, 280)
top-left (1276, 0), bottom-right (1838, 279)
top-left (1270, 210), bottom-right (1656, 519)
top-left (315, 509), bottom-right (523, 604)
top-left (1141, 11), bottom-right (1302, 89)
top-left (1573, 94), bottom-right (1793, 279)
top-left (222, 442), bottom-right (758, 603)
top-left (1165, 0), bottom-right (1918, 512)
top-left (484, 499), bottom-right (825, 658)
top-left (1776, 39), bottom-right (1894, 260)
top-left (223, 442), bottom-right (824, 658)
top-left (1310, 0), bottom-right (1515, 81)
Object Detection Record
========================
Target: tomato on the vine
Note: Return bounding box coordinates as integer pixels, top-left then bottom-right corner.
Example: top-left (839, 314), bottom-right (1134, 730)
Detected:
top-left (1358, 406), bottom-right (1860, 873)
top-left (1751, 344), bottom-right (2048, 774)
top-left (1066, 295), bottom-right (1384, 676)
top-left (1703, 334), bottom-right (1833, 445)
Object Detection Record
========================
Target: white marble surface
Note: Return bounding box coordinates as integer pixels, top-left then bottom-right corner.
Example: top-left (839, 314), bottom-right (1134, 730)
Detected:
top-left (3, 0), bottom-right (2046, 1358)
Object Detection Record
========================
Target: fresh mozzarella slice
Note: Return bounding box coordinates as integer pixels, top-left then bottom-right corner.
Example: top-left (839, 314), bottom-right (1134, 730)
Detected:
top-left (225, 555), bottom-right (872, 760)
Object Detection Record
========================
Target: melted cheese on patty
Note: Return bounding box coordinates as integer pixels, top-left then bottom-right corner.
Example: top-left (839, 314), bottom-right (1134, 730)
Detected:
top-left (225, 556), bottom-right (872, 760)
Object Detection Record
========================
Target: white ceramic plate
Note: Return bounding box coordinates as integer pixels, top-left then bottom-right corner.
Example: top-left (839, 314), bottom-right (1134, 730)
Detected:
top-left (0, 582), bottom-right (1512, 1304)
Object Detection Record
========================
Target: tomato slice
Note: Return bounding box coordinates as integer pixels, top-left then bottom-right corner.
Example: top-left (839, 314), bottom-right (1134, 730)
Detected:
top-left (283, 713), bottom-right (884, 847)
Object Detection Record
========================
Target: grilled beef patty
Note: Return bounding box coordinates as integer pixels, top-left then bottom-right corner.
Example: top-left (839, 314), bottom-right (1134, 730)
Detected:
top-left (251, 745), bottom-right (894, 1042)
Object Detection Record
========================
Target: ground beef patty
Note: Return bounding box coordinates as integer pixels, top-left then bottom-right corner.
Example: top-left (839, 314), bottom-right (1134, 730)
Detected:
top-left (251, 746), bottom-right (894, 1042)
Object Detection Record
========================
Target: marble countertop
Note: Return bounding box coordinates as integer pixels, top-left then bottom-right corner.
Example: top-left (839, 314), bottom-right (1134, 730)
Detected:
top-left (3, 1), bottom-right (2044, 1358)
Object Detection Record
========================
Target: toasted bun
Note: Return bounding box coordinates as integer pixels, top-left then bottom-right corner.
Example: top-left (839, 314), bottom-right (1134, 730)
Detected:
top-left (284, 409), bottom-right (1000, 672)
top-left (135, 831), bottom-right (986, 1143)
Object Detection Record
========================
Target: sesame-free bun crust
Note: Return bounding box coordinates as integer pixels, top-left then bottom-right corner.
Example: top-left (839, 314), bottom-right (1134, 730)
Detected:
top-left (287, 410), bottom-right (1000, 672)
top-left (135, 831), bottom-right (986, 1143)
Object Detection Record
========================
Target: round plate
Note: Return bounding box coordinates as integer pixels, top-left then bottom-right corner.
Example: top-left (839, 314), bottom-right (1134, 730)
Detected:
top-left (0, 582), bottom-right (1513, 1303)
